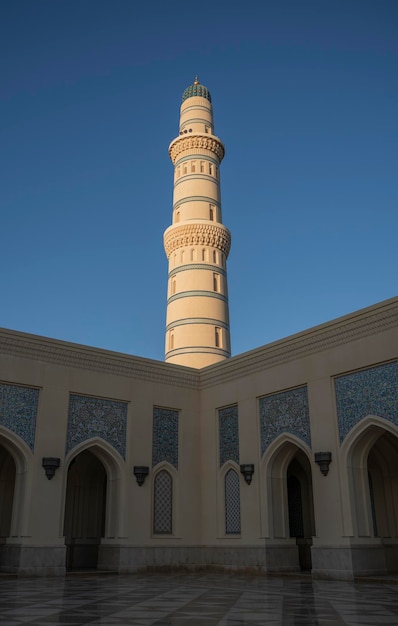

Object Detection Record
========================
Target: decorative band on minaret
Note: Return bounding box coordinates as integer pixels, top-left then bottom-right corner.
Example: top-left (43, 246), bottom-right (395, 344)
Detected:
top-left (164, 78), bottom-right (231, 368)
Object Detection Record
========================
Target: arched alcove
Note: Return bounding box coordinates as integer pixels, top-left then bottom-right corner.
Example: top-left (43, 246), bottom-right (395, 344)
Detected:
top-left (0, 431), bottom-right (30, 540)
top-left (287, 454), bottom-right (315, 571)
top-left (64, 449), bottom-right (107, 570)
top-left (0, 444), bottom-right (16, 543)
top-left (345, 418), bottom-right (398, 574)
top-left (262, 435), bottom-right (315, 571)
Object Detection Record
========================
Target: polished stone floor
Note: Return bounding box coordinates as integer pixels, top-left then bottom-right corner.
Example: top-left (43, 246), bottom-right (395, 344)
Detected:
top-left (0, 572), bottom-right (397, 625)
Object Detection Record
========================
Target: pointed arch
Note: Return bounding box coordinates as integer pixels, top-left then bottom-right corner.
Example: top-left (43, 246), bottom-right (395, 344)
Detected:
top-left (341, 415), bottom-right (398, 460)
top-left (259, 433), bottom-right (315, 571)
top-left (260, 433), bottom-right (314, 544)
top-left (217, 460), bottom-right (241, 537)
top-left (341, 415), bottom-right (398, 540)
top-left (261, 433), bottom-right (312, 491)
top-left (0, 427), bottom-right (32, 539)
top-left (63, 438), bottom-right (125, 549)
top-left (0, 427), bottom-right (31, 474)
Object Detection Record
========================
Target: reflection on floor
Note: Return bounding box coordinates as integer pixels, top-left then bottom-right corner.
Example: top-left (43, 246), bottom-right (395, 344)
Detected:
top-left (0, 572), bottom-right (398, 625)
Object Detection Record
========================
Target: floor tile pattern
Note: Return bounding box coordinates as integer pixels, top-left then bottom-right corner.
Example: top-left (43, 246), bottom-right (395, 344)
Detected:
top-left (0, 573), bottom-right (397, 625)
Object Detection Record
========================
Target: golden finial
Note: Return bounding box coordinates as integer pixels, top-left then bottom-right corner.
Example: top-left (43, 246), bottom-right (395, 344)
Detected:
top-left (194, 75), bottom-right (199, 84)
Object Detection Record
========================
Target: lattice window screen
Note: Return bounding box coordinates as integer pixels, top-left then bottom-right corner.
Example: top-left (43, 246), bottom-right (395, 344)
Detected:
top-left (153, 470), bottom-right (173, 534)
top-left (225, 468), bottom-right (241, 534)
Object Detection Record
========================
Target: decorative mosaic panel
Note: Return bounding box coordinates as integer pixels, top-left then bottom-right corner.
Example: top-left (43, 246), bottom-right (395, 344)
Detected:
top-left (225, 468), bottom-right (241, 534)
top-left (152, 407), bottom-right (179, 469)
top-left (153, 469), bottom-right (173, 534)
top-left (335, 361), bottom-right (398, 443)
top-left (219, 404), bottom-right (239, 467)
top-left (0, 383), bottom-right (39, 450)
top-left (67, 394), bottom-right (127, 458)
top-left (259, 386), bottom-right (310, 456)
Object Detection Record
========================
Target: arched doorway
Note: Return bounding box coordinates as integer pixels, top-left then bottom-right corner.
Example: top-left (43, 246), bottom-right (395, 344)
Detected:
top-left (263, 437), bottom-right (315, 572)
top-left (367, 431), bottom-right (398, 541)
top-left (287, 453), bottom-right (315, 571)
top-left (64, 450), bottom-right (107, 570)
top-left (345, 420), bottom-right (398, 575)
top-left (0, 444), bottom-right (16, 548)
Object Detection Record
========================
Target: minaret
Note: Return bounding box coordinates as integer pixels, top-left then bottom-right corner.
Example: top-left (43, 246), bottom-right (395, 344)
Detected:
top-left (164, 78), bottom-right (231, 368)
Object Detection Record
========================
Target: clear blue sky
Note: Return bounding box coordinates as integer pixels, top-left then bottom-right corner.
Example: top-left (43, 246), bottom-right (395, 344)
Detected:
top-left (1, 1), bottom-right (397, 362)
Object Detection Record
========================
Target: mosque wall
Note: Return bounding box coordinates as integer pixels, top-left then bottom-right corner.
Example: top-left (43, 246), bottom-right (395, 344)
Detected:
top-left (0, 296), bottom-right (397, 578)
top-left (199, 297), bottom-right (398, 578)
top-left (2, 80), bottom-right (396, 580)
top-left (0, 330), bottom-right (200, 575)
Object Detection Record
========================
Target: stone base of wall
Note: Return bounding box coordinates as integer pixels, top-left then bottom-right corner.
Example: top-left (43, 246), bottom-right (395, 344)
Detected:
top-left (0, 544), bottom-right (66, 576)
top-left (311, 543), bottom-right (398, 580)
top-left (384, 542), bottom-right (398, 573)
top-left (312, 545), bottom-right (356, 580)
top-left (260, 542), bottom-right (300, 573)
top-left (98, 543), bottom-right (300, 574)
top-left (3, 541), bottom-right (396, 579)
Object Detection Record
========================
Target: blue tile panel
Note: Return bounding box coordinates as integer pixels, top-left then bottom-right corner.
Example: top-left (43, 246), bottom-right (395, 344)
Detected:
top-left (259, 386), bottom-right (311, 456)
top-left (67, 394), bottom-right (128, 458)
top-left (219, 404), bottom-right (239, 467)
top-left (152, 407), bottom-right (179, 469)
top-left (0, 383), bottom-right (39, 450)
top-left (335, 361), bottom-right (398, 443)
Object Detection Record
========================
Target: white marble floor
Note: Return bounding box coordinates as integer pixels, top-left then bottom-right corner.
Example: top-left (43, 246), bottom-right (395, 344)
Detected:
top-left (0, 572), bottom-right (397, 625)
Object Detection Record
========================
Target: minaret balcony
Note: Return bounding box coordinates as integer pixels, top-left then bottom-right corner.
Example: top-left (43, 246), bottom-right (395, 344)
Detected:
top-left (169, 134), bottom-right (225, 164)
top-left (164, 222), bottom-right (231, 259)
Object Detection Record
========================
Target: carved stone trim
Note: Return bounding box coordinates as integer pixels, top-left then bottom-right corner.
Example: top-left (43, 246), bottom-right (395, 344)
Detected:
top-left (200, 299), bottom-right (398, 388)
top-left (1, 299), bottom-right (396, 391)
top-left (164, 223), bottom-right (231, 258)
top-left (0, 330), bottom-right (200, 389)
top-left (169, 134), bottom-right (225, 164)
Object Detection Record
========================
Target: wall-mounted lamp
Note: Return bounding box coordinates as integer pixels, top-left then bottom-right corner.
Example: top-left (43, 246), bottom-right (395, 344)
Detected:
top-left (314, 452), bottom-right (332, 476)
top-left (133, 466), bottom-right (149, 486)
top-left (42, 457), bottom-right (60, 480)
top-left (240, 463), bottom-right (255, 485)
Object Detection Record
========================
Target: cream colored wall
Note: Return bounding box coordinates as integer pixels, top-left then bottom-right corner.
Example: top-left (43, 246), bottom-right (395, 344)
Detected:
top-left (0, 333), bottom-right (202, 560)
top-left (198, 298), bottom-right (398, 561)
top-left (0, 297), bottom-right (397, 576)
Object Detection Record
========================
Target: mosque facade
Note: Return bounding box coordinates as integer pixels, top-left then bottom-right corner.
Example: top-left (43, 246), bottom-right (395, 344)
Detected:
top-left (0, 80), bottom-right (397, 579)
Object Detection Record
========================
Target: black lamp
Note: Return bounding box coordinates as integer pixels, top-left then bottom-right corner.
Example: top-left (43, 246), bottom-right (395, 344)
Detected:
top-left (314, 452), bottom-right (332, 476)
top-left (240, 464), bottom-right (255, 485)
top-left (133, 466), bottom-right (149, 486)
top-left (42, 457), bottom-right (60, 480)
